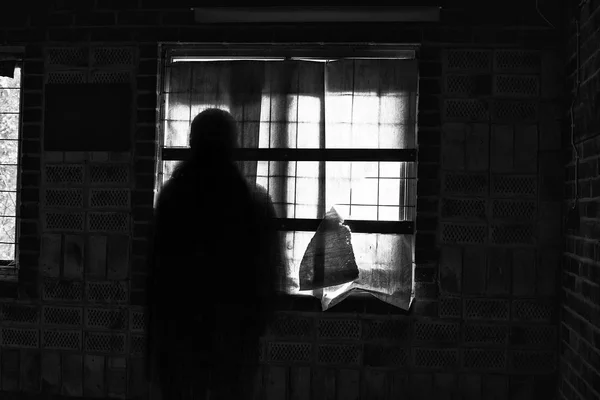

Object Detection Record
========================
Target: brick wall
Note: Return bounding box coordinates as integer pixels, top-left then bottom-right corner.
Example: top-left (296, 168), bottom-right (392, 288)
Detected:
top-left (0, 1), bottom-right (567, 399)
top-left (560, 0), bottom-right (600, 399)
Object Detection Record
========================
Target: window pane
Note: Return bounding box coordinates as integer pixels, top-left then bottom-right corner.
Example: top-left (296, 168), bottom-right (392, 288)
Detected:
top-left (379, 178), bottom-right (400, 206)
top-left (0, 165), bottom-right (18, 191)
top-left (166, 92), bottom-right (190, 120)
top-left (296, 123), bottom-right (320, 148)
top-left (0, 191), bottom-right (17, 217)
top-left (0, 114), bottom-right (19, 140)
top-left (324, 122), bottom-right (351, 148)
top-left (0, 243), bottom-right (15, 261)
top-left (350, 123), bottom-right (379, 149)
top-left (295, 204), bottom-right (319, 219)
top-left (347, 206), bottom-right (377, 220)
top-left (351, 179), bottom-right (378, 205)
top-left (295, 178), bottom-right (319, 206)
top-left (0, 66), bottom-right (21, 89)
top-left (166, 64), bottom-right (192, 93)
top-left (0, 89), bottom-right (20, 113)
top-left (378, 206), bottom-right (400, 221)
top-left (0, 216), bottom-right (16, 243)
top-left (164, 121), bottom-right (190, 147)
top-left (296, 162), bottom-right (319, 178)
top-left (161, 161), bottom-right (180, 186)
top-left (0, 140), bottom-right (19, 164)
top-left (325, 94), bottom-right (353, 123)
top-left (352, 95), bottom-right (379, 124)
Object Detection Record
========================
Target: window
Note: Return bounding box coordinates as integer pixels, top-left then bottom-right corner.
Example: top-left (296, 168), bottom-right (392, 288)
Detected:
top-left (0, 60), bottom-right (22, 282)
top-left (156, 44), bottom-right (418, 310)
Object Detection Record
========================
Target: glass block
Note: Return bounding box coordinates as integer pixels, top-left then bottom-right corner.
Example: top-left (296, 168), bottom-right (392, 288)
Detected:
top-left (0, 114), bottom-right (19, 140)
top-left (0, 140), bottom-right (19, 164)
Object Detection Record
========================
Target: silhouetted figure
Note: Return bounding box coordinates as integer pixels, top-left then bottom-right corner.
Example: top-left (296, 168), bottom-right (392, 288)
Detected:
top-left (146, 109), bottom-right (283, 399)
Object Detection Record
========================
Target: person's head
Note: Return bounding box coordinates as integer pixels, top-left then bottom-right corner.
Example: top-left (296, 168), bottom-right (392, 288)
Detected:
top-left (189, 108), bottom-right (239, 160)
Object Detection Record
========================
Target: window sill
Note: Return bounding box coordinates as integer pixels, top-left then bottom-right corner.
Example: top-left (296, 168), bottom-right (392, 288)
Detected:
top-left (273, 291), bottom-right (411, 315)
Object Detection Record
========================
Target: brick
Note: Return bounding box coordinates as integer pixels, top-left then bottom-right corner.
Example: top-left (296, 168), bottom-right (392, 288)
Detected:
top-left (491, 125), bottom-right (514, 172)
top-left (20, 203), bottom-right (39, 219)
top-left (263, 365), bottom-right (286, 400)
top-left (434, 373), bottom-right (458, 399)
top-left (137, 73), bottom-right (158, 90)
top-left (40, 234), bottom-right (62, 278)
top-left (161, 10), bottom-right (195, 25)
top-left (19, 236), bottom-right (40, 253)
top-left (538, 202), bottom-right (562, 245)
top-left (418, 146), bottom-right (440, 163)
top-left (419, 78), bottom-right (441, 94)
top-left (538, 249), bottom-right (559, 296)
top-left (2, 348), bottom-right (20, 391)
top-left (389, 372), bottom-right (408, 399)
top-left (89, 28), bottom-right (133, 41)
top-left (132, 238), bottom-right (148, 258)
top-left (486, 247), bottom-right (511, 295)
top-left (74, 11), bottom-right (116, 26)
top-left (84, 355), bottom-right (105, 398)
top-left (41, 352), bottom-right (61, 394)
top-left (512, 248), bottom-right (536, 296)
top-left (117, 10), bottom-right (159, 25)
top-left (107, 235), bottom-right (130, 280)
top-left (441, 123), bottom-right (466, 170)
top-left (106, 357), bottom-right (127, 398)
top-left (47, 28), bottom-right (91, 42)
top-left (132, 205), bottom-right (154, 222)
top-left (137, 90), bottom-right (158, 108)
top-left (415, 283), bottom-right (438, 299)
top-left (460, 374), bottom-right (482, 400)
top-left (419, 95), bottom-right (439, 112)
top-left (419, 111), bottom-right (441, 128)
top-left (483, 375), bottom-right (507, 400)
top-left (86, 236), bottom-right (107, 279)
top-left (20, 349), bottom-right (41, 393)
top-left (410, 374), bottom-right (433, 400)
top-left (288, 367), bottom-right (311, 400)
top-left (414, 267), bottom-right (436, 283)
top-left (419, 62), bottom-right (442, 79)
top-left (21, 154), bottom-right (41, 171)
top-left (61, 354), bottom-right (82, 396)
top-left (514, 125), bottom-right (538, 173)
top-left (510, 376), bottom-right (534, 400)
top-left (417, 129), bottom-right (441, 146)
top-left (136, 109), bottom-right (157, 125)
top-left (96, 0), bottom-right (139, 8)
top-left (22, 124), bottom-right (42, 140)
top-left (134, 158), bottom-right (155, 175)
top-left (22, 108), bottom-right (43, 123)
top-left (439, 246), bottom-right (462, 294)
top-left (363, 368), bottom-right (388, 400)
top-left (465, 123), bottom-right (489, 172)
top-left (134, 174), bottom-right (155, 191)
top-left (63, 235), bottom-right (84, 280)
top-left (462, 247), bottom-right (486, 294)
top-left (539, 118), bottom-right (561, 150)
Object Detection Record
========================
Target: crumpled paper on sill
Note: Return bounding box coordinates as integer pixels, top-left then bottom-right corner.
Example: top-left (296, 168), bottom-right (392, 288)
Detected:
top-left (298, 206), bottom-right (359, 291)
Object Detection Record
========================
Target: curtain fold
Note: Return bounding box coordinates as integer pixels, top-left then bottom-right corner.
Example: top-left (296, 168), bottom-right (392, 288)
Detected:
top-left (163, 58), bottom-right (417, 310)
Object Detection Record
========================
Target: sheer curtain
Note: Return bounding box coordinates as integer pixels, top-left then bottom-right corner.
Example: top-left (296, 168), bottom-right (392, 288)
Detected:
top-left (162, 58), bottom-right (417, 310)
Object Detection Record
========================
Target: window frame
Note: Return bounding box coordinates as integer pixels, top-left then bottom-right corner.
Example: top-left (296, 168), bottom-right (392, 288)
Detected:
top-left (0, 50), bottom-right (24, 284)
top-left (156, 43), bottom-right (419, 311)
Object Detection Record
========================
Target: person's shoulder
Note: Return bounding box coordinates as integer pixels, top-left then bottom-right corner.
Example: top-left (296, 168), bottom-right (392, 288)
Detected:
top-left (155, 177), bottom-right (181, 209)
top-left (251, 184), bottom-right (271, 206)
